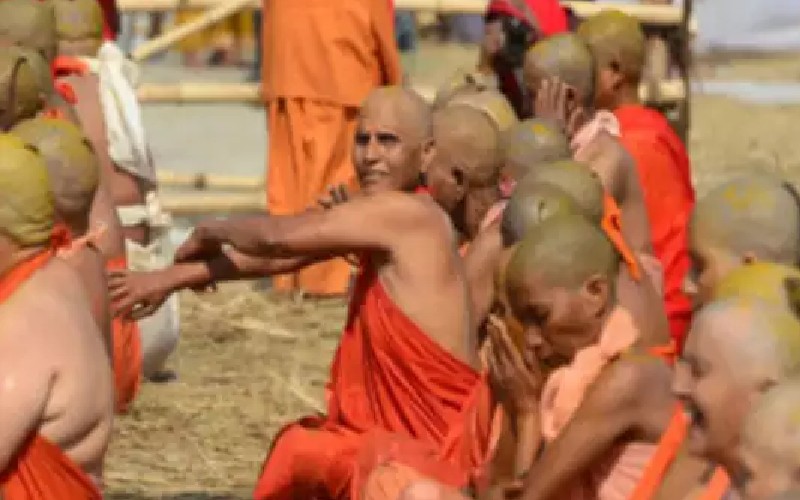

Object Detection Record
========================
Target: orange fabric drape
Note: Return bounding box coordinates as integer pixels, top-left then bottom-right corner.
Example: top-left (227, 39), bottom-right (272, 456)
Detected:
top-left (615, 105), bottom-right (694, 351)
top-left (0, 250), bottom-right (102, 499)
top-left (629, 404), bottom-right (687, 500)
top-left (254, 261), bottom-right (496, 499)
top-left (699, 468), bottom-right (731, 500)
top-left (602, 194), bottom-right (642, 281)
top-left (262, 0), bottom-right (401, 296)
top-left (266, 100), bottom-right (358, 295)
top-left (106, 255), bottom-right (142, 414)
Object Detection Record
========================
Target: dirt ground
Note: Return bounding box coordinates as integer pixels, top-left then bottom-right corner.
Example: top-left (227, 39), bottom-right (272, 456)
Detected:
top-left (105, 44), bottom-right (800, 499)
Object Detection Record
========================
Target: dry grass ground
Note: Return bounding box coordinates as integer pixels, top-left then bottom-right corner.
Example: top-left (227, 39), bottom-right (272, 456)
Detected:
top-left (105, 44), bottom-right (800, 499)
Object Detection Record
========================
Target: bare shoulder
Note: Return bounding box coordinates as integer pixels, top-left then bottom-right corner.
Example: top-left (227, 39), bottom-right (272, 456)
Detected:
top-left (586, 354), bottom-right (669, 413)
top-left (367, 191), bottom-right (456, 241)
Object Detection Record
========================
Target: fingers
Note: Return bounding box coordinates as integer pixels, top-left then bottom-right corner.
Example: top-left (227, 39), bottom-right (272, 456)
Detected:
top-left (130, 303), bottom-right (158, 321)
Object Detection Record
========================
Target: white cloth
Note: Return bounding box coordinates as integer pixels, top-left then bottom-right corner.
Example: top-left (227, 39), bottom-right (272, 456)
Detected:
top-left (80, 41), bottom-right (155, 183)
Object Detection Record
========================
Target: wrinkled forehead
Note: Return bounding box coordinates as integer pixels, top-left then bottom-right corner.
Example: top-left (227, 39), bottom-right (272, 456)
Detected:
top-left (686, 306), bottom-right (757, 359)
top-left (358, 100), bottom-right (422, 142)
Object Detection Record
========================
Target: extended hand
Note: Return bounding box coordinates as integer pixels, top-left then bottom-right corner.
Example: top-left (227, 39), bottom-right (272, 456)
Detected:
top-left (108, 269), bottom-right (171, 321)
top-left (318, 184), bottom-right (350, 210)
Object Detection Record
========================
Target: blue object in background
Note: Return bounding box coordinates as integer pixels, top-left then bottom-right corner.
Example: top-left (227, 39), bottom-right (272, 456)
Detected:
top-left (395, 11), bottom-right (417, 52)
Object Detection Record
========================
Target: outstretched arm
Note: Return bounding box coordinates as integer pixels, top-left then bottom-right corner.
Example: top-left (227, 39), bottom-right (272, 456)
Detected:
top-left (177, 191), bottom-right (439, 262)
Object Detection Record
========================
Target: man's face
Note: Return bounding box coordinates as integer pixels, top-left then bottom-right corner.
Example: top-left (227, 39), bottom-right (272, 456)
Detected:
top-left (672, 313), bottom-right (759, 463)
top-left (352, 108), bottom-right (425, 195)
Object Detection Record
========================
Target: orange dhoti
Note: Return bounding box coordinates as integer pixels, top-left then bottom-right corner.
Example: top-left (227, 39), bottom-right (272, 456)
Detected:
top-left (0, 250), bottom-right (103, 499)
top-left (267, 99), bottom-right (358, 296)
top-left (254, 260), bottom-right (499, 499)
top-left (107, 255), bottom-right (142, 413)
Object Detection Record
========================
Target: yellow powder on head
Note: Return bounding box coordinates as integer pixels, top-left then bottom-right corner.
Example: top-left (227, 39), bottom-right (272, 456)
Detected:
top-left (713, 262), bottom-right (800, 311)
top-left (577, 9), bottom-right (646, 82)
top-left (0, 47), bottom-right (44, 126)
top-left (0, 134), bottom-right (55, 247)
top-left (54, 0), bottom-right (104, 41)
top-left (447, 89), bottom-right (518, 132)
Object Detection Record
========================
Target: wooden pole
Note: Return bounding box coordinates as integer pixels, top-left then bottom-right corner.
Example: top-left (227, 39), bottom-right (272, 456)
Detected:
top-left (157, 170), bottom-right (263, 189)
top-left (137, 79), bottom-right (686, 105)
top-left (116, 0), bottom-right (689, 27)
top-left (130, 0), bottom-right (254, 62)
top-left (160, 192), bottom-right (265, 214)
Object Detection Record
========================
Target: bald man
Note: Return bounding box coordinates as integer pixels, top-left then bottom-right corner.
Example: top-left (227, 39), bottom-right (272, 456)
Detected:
top-left (425, 104), bottom-right (504, 246)
top-left (522, 33), bottom-right (654, 261)
top-left (672, 296), bottom-right (800, 499)
top-left (109, 87), bottom-right (498, 499)
top-left (578, 10), bottom-right (695, 348)
top-left (739, 380), bottom-right (800, 500)
top-left (0, 47), bottom-right (47, 130)
top-left (684, 176), bottom-right (800, 309)
top-left (0, 134), bottom-right (112, 498)
top-left (442, 87), bottom-right (519, 134)
top-left (480, 214), bottom-right (692, 499)
top-left (10, 117), bottom-right (111, 354)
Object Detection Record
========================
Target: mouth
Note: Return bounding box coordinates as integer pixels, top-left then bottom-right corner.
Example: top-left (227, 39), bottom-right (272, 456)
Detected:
top-left (682, 398), bottom-right (706, 432)
top-left (359, 170), bottom-right (389, 187)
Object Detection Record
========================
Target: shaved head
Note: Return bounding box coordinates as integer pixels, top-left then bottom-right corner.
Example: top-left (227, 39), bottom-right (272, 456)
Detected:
top-left (445, 88), bottom-right (518, 132)
top-left (692, 176), bottom-right (800, 265)
top-left (524, 34), bottom-right (596, 108)
top-left (0, 47), bottom-right (45, 130)
top-left (712, 263), bottom-right (800, 314)
top-left (11, 117), bottom-right (98, 222)
top-left (0, 0), bottom-right (58, 62)
top-left (506, 214), bottom-right (619, 291)
top-left (360, 86), bottom-right (432, 144)
top-left (501, 182), bottom-right (583, 247)
top-left (432, 104), bottom-right (502, 186)
top-left (432, 68), bottom-right (497, 108)
top-left (502, 119), bottom-right (571, 182)
top-left (577, 10), bottom-right (646, 82)
top-left (516, 160), bottom-right (604, 223)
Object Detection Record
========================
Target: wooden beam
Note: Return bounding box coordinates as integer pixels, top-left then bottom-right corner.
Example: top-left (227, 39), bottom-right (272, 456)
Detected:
top-left (137, 78), bottom-right (687, 105)
top-left (117, 0), bottom-right (689, 28)
top-left (130, 0), bottom-right (253, 62)
top-left (157, 170), bottom-right (263, 189)
top-left (160, 192), bottom-right (265, 214)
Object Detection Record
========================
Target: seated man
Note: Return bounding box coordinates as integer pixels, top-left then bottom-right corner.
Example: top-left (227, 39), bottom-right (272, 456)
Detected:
top-left (684, 176), bottom-right (800, 309)
top-left (495, 214), bottom-right (692, 499)
top-left (578, 10), bottom-right (695, 348)
top-left (738, 379), bottom-right (800, 500)
top-left (523, 34), bottom-right (654, 259)
top-left (672, 294), bottom-right (800, 498)
top-left (11, 116), bottom-right (112, 356)
top-left (114, 87), bottom-right (499, 499)
top-left (0, 133), bottom-right (112, 498)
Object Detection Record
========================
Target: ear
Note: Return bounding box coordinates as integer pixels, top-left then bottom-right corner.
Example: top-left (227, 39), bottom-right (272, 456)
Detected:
top-left (580, 274), bottom-right (611, 317)
top-left (741, 251), bottom-right (759, 265)
top-left (419, 137), bottom-right (436, 175)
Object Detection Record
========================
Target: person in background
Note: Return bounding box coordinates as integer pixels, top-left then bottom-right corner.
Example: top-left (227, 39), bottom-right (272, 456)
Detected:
top-left (478, 0), bottom-right (568, 117)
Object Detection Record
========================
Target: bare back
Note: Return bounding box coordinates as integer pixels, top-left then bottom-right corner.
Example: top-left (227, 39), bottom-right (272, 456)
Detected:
top-left (464, 220), bottom-right (504, 329)
top-left (60, 246), bottom-right (112, 357)
top-left (60, 73), bottom-right (144, 251)
top-left (575, 132), bottom-right (653, 255)
top-left (0, 258), bottom-right (113, 479)
top-left (375, 194), bottom-right (477, 367)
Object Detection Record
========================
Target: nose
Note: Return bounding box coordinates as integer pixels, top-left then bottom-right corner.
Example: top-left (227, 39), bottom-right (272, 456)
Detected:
top-left (364, 135), bottom-right (382, 163)
top-left (671, 362), bottom-right (690, 397)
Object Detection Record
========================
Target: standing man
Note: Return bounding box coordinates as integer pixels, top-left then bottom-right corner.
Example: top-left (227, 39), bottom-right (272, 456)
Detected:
top-left (262, 0), bottom-right (402, 297)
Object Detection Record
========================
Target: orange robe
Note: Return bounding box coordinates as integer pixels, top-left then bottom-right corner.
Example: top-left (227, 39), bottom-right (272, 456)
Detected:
top-left (614, 105), bottom-right (695, 352)
top-left (107, 255), bottom-right (142, 414)
top-left (262, 0), bottom-right (402, 296)
top-left (0, 250), bottom-right (103, 499)
top-left (254, 259), bottom-right (497, 499)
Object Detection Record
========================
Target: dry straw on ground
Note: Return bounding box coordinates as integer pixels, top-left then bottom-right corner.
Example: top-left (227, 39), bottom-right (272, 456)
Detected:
top-left (106, 48), bottom-right (800, 499)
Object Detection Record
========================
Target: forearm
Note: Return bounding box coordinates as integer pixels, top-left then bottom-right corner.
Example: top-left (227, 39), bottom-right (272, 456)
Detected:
top-left (89, 181), bottom-right (126, 259)
top-left (512, 411), bottom-right (541, 478)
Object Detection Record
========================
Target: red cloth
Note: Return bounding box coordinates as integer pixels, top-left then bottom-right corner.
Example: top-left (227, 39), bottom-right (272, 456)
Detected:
top-left (615, 105), bottom-right (695, 352)
top-left (0, 250), bottom-right (102, 499)
top-left (51, 56), bottom-right (89, 106)
top-left (106, 256), bottom-right (142, 414)
top-left (486, 0), bottom-right (568, 36)
top-left (254, 260), bottom-right (496, 499)
top-left (96, 0), bottom-right (119, 40)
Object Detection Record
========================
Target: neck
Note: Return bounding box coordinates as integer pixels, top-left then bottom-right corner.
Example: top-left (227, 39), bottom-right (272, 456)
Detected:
top-left (63, 216), bottom-right (89, 237)
top-left (614, 86), bottom-right (641, 109)
top-left (0, 246), bottom-right (47, 279)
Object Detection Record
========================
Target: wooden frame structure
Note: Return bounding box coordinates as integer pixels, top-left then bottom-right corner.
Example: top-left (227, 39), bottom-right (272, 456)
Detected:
top-left (118, 0), bottom-right (693, 214)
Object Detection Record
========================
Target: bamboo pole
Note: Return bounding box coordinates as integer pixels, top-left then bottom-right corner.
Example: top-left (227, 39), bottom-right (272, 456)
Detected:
top-left (116, 0), bottom-right (690, 28)
top-left (157, 170), bottom-right (263, 189)
top-left (130, 0), bottom-right (254, 62)
top-left (160, 192), bottom-right (265, 214)
top-left (137, 78), bottom-right (686, 105)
